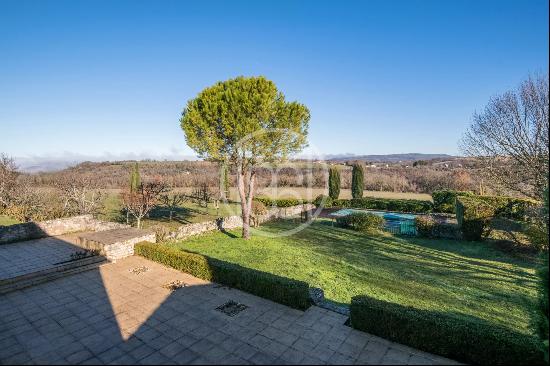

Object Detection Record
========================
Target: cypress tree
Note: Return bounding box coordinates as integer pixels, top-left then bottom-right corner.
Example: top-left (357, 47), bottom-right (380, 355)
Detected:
top-left (328, 166), bottom-right (341, 200)
top-left (351, 163), bottom-right (364, 199)
top-left (130, 162), bottom-right (141, 192)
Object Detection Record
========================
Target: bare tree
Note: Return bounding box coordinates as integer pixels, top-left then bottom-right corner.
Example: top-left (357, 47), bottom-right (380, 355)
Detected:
top-left (0, 154), bottom-right (19, 210)
top-left (121, 180), bottom-right (168, 229)
top-left (460, 74), bottom-right (549, 200)
top-left (56, 173), bottom-right (104, 215)
top-left (159, 191), bottom-right (188, 221)
top-left (191, 182), bottom-right (214, 214)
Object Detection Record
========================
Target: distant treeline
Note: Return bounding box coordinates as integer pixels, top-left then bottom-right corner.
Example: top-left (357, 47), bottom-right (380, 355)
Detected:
top-left (22, 158), bottom-right (501, 195)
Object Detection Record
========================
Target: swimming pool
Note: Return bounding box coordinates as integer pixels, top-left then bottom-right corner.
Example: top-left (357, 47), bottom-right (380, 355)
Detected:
top-left (329, 208), bottom-right (418, 235)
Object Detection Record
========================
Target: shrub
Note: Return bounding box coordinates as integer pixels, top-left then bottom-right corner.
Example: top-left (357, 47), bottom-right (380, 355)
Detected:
top-left (336, 212), bottom-right (384, 234)
top-left (253, 197), bottom-right (306, 207)
top-left (350, 295), bottom-right (544, 365)
top-left (351, 164), bottom-right (364, 199)
top-left (149, 224), bottom-right (170, 243)
top-left (456, 196), bottom-right (496, 241)
top-left (313, 194), bottom-right (332, 208)
top-left (332, 197), bottom-right (433, 214)
top-left (415, 215), bottom-right (436, 237)
top-left (526, 187), bottom-right (549, 251)
top-left (328, 166), bottom-right (341, 200)
top-left (135, 242), bottom-right (311, 310)
top-left (415, 215), bottom-right (461, 239)
top-left (432, 190), bottom-right (473, 213)
top-left (251, 200), bottom-right (267, 216)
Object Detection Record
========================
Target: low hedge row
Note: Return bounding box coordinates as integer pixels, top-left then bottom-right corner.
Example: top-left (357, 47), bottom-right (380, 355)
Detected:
top-left (350, 295), bottom-right (544, 365)
top-left (473, 195), bottom-right (538, 221)
top-left (332, 197), bottom-right (433, 214)
top-left (134, 242), bottom-right (311, 310)
top-left (254, 197), bottom-right (309, 208)
top-left (431, 190), bottom-right (474, 213)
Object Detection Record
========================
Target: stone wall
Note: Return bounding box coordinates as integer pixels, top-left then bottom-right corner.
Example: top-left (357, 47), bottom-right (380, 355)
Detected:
top-left (77, 228), bottom-right (156, 261)
top-left (0, 215), bottom-right (130, 244)
top-left (165, 203), bottom-right (316, 240)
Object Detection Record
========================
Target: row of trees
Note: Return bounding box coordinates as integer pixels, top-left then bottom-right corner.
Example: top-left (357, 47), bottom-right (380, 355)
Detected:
top-left (28, 159), bottom-right (483, 194)
top-left (0, 154), bottom-right (105, 222)
top-left (120, 163), bottom-right (217, 228)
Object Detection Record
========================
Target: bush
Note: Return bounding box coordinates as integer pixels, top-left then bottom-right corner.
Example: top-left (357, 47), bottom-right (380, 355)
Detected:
top-left (526, 187), bottom-right (549, 251)
top-left (415, 215), bottom-right (436, 237)
top-left (336, 212), bottom-right (384, 233)
top-left (350, 295), bottom-right (544, 365)
top-left (149, 224), bottom-right (170, 243)
top-left (251, 200), bottom-right (267, 216)
top-left (253, 197), bottom-right (306, 208)
top-left (332, 197), bottom-right (433, 214)
top-left (328, 166), bottom-right (341, 200)
top-left (415, 215), bottom-right (461, 239)
top-left (313, 194), bottom-right (332, 208)
top-left (432, 190), bottom-right (473, 213)
top-left (351, 164), bottom-right (364, 199)
top-left (135, 242), bottom-right (311, 310)
top-left (456, 196), bottom-right (496, 241)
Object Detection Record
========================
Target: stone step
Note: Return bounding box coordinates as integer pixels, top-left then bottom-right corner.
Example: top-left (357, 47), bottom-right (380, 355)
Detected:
top-left (0, 256), bottom-right (108, 294)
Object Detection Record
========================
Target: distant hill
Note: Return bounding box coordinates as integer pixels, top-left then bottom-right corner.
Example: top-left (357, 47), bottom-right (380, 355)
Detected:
top-left (325, 153), bottom-right (455, 163)
top-left (16, 153), bottom-right (456, 172)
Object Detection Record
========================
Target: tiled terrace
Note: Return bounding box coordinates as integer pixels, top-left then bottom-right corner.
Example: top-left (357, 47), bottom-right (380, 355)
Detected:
top-left (0, 234), bottom-right (89, 280)
top-left (0, 252), bottom-right (459, 365)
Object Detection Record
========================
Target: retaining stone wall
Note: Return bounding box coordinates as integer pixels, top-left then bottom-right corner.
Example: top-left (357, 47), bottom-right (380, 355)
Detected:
top-left (0, 215), bottom-right (130, 244)
top-left (166, 204), bottom-right (316, 240)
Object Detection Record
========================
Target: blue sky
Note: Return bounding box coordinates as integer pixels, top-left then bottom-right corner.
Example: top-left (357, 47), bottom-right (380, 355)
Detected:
top-left (0, 0), bottom-right (548, 162)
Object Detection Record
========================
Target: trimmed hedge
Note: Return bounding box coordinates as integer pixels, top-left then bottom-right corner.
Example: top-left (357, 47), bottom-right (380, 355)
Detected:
top-left (333, 197), bottom-right (433, 214)
top-left (350, 295), bottom-right (544, 365)
top-left (254, 197), bottom-right (308, 208)
top-left (135, 242), bottom-right (311, 310)
top-left (455, 196), bottom-right (495, 241)
top-left (415, 215), bottom-right (461, 239)
top-left (432, 190), bottom-right (474, 213)
top-left (313, 194), bottom-right (333, 208)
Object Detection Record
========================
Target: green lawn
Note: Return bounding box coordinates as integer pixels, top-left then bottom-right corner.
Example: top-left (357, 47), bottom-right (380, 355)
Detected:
top-left (170, 219), bottom-right (539, 336)
top-left (98, 193), bottom-right (242, 230)
top-left (0, 215), bottom-right (20, 226)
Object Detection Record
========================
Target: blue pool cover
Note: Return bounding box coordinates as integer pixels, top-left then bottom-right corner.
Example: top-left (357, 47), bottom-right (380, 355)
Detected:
top-left (329, 208), bottom-right (417, 221)
top-left (329, 208), bottom-right (418, 235)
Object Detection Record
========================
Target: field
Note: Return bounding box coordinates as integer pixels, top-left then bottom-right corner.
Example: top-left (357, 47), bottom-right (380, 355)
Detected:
top-left (0, 215), bottom-right (20, 226)
top-left (171, 219), bottom-right (539, 336)
top-left (98, 193), bottom-right (242, 230)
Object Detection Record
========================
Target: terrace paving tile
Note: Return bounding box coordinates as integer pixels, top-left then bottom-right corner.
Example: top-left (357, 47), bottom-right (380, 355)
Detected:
top-left (0, 250), bottom-right (459, 365)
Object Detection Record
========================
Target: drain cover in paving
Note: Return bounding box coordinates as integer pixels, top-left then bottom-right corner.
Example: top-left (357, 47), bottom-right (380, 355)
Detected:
top-left (162, 280), bottom-right (187, 291)
top-left (129, 266), bottom-right (149, 275)
top-left (216, 300), bottom-right (248, 317)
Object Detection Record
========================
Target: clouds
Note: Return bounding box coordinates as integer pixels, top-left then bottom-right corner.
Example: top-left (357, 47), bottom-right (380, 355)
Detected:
top-left (14, 149), bottom-right (199, 173)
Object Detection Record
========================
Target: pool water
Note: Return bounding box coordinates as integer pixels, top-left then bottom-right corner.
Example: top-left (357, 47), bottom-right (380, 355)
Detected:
top-left (330, 208), bottom-right (418, 235)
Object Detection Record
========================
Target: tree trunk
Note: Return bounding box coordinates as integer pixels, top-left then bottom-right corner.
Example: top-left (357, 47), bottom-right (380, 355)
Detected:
top-left (137, 217), bottom-right (141, 229)
top-left (237, 163), bottom-right (251, 239)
